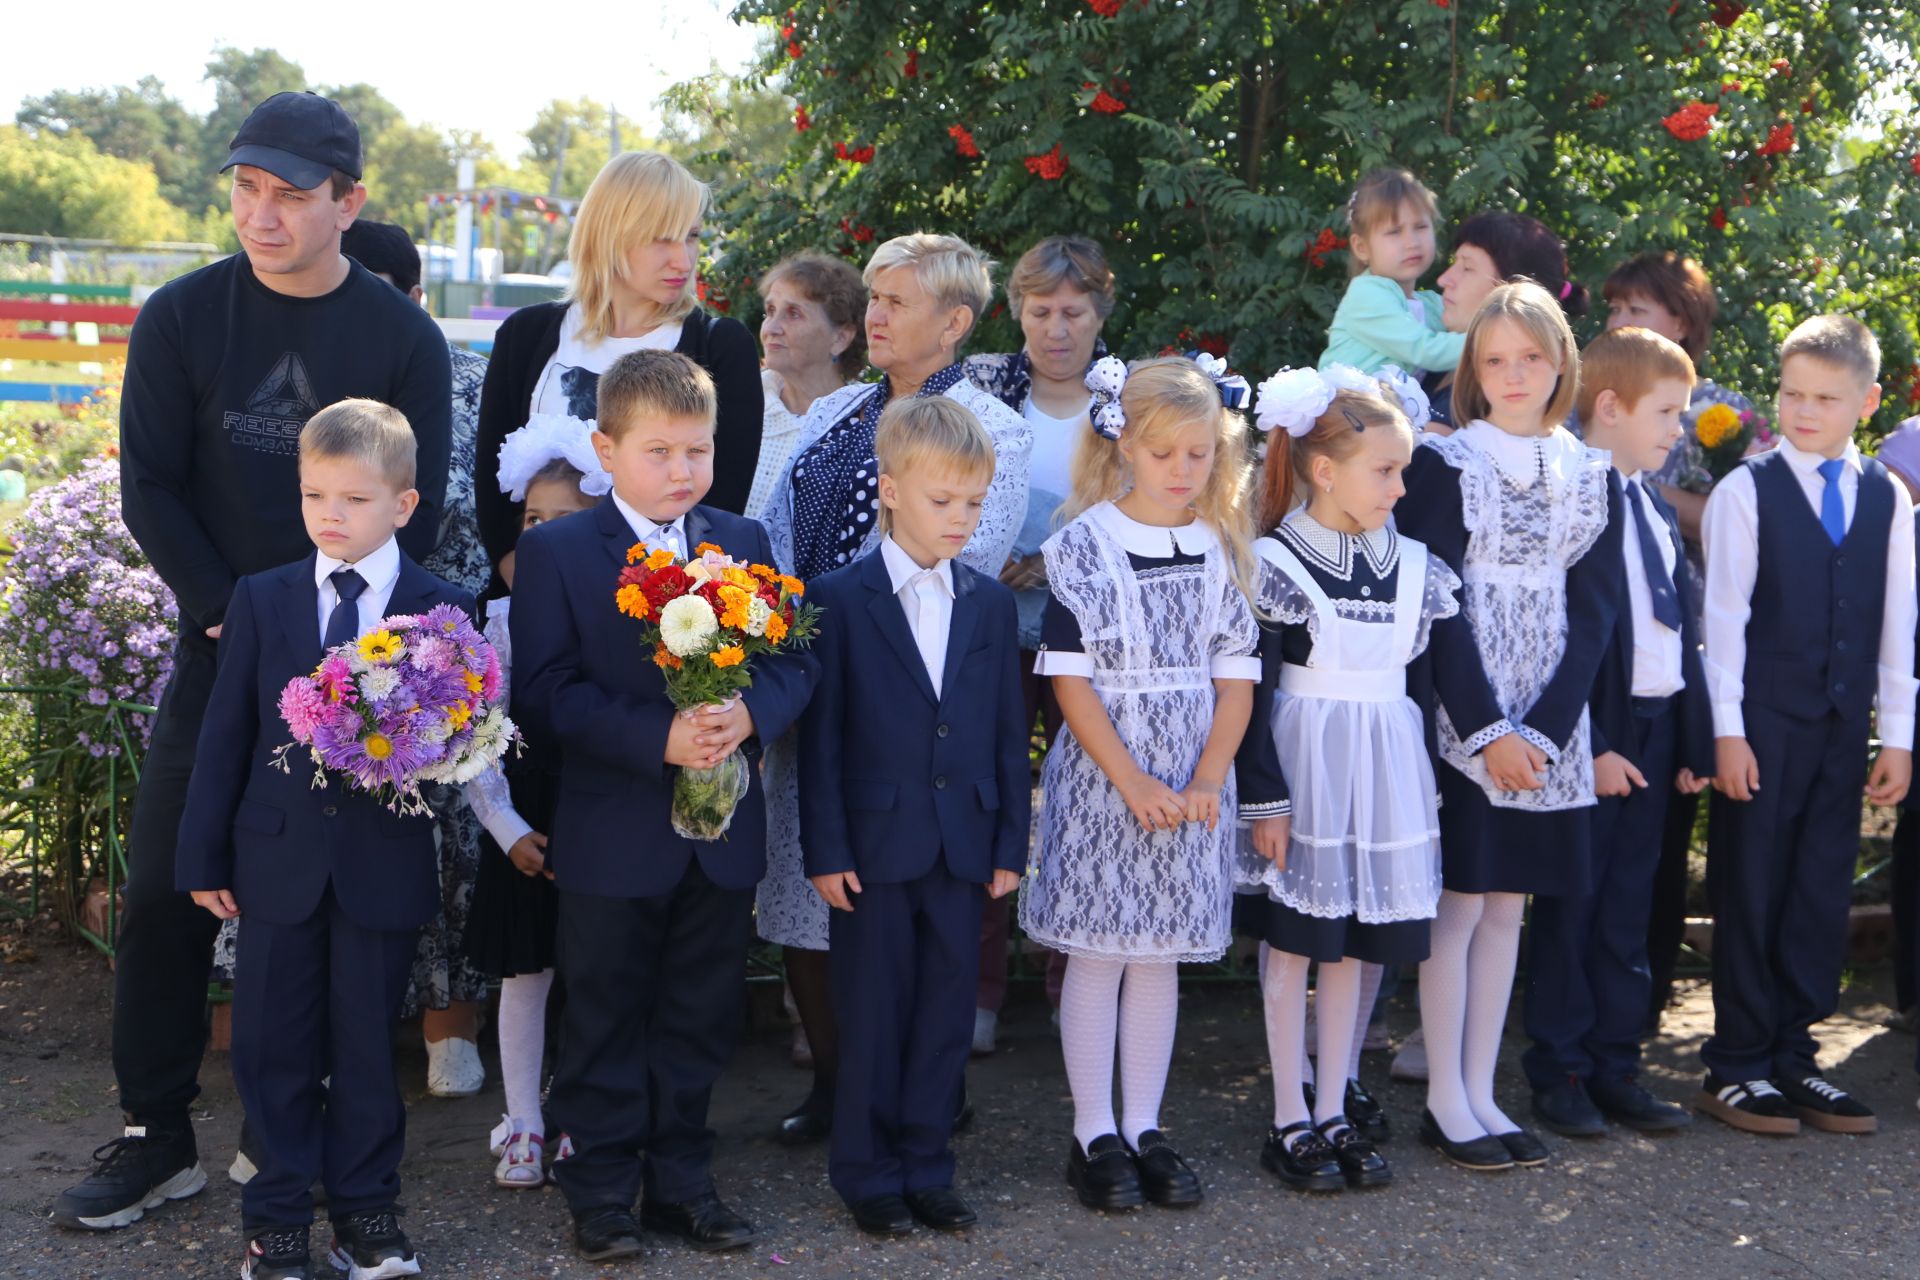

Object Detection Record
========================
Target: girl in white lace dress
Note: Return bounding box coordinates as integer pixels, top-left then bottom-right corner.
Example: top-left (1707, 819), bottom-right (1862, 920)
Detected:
top-left (1237, 366), bottom-right (1461, 1193)
top-left (1394, 283), bottom-right (1626, 1170)
top-left (1020, 356), bottom-right (1261, 1210)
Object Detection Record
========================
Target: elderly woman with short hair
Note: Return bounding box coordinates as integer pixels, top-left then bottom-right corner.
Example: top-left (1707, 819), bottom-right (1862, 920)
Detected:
top-left (754, 232), bottom-right (1032, 1144)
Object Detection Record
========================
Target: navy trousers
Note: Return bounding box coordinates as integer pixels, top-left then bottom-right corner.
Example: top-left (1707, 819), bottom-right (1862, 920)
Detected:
top-left (231, 885), bottom-right (417, 1230)
top-left (1523, 700), bottom-right (1678, 1089)
top-left (1702, 705), bottom-right (1869, 1082)
top-left (548, 863), bottom-right (753, 1214)
top-left (828, 863), bottom-right (983, 1205)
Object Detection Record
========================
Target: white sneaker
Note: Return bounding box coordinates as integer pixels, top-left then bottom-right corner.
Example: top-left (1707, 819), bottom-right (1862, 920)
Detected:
top-left (1390, 1026), bottom-right (1428, 1082)
top-left (426, 1036), bottom-right (486, 1098)
top-left (971, 1008), bottom-right (998, 1056)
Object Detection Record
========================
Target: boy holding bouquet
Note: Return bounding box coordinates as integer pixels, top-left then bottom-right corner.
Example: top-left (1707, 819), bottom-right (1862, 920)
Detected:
top-left (176, 400), bottom-right (478, 1280)
top-left (510, 351), bottom-right (818, 1261)
top-left (799, 398), bottom-right (1030, 1236)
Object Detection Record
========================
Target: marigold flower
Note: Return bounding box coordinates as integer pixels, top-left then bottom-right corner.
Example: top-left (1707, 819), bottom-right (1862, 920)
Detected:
top-left (654, 645), bottom-right (682, 670)
top-left (627, 542), bottom-right (650, 564)
top-left (645, 547), bottom-right (677, 571)
top-left (696, 542), bottom-right (723, 557)
top-left (750, 563), bottom-right (779, 580)
top-left (1695, 403), bottom-right (1742, 448)
top-left (765, 612), bottom-right (790, 643)
top-left (617, 583), bottom-right (651, 619)
top-left (779, 575), bottom-right (807, 598)
top-left (710, 645), bottom-right (746, 668)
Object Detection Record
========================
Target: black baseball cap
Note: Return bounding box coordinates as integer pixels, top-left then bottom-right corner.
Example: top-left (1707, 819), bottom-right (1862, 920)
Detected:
top-left (222, 91), bottom-right (362, 189)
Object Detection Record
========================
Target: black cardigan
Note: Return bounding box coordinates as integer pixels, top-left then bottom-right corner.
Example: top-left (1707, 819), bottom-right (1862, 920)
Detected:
top-left (474, 301), bottom-right (764, 568)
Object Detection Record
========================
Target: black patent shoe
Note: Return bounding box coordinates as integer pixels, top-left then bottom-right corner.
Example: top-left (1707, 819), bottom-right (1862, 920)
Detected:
top-left (1127, 1130), bottom-right (1203, 1207)
top-left (572, 1207), bottom-right (643, 1261)
top-left (849, 1194), bottom-right (917, 1237)
top-left (903, 1186), bottom-right (978, 1230)
top-left (777, 1093), bottom-right (833, 1146)
top-left (1065, 1134), bottom-right (1145, 1211)
top-left (1417, 1109), bottom-right (1513, 1172)
top-left (1316, 1117), bottom-right (1393, 1189)
top-left (639, 1191), bottom-right (757, 1251)
top-left (1345, 1079), bottom-right (1391, 1143)
top-left (1258, 1122), bottom-right (1344, 1193)
top-left (1491, 1126), bottom-right (1551, 1167)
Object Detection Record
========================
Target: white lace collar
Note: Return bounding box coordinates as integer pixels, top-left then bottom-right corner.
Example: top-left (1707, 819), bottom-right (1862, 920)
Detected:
top-left (1460, 419), bottom-right (1587, 492)
top-left (1277, 508), bottom-right (1396, 580)
top-left (1089, 500), bottom-right (1219, 557)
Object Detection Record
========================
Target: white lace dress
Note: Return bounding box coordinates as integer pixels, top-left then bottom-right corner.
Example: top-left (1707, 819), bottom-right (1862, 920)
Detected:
top-left (1018, 503), bottom-right (1261, 962)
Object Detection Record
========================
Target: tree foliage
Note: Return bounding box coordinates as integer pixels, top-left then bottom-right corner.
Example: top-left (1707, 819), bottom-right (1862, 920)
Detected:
top-left (0, 126), bottom-right (188, 242)
top-left (703, 1), bottom-right (1920, 431)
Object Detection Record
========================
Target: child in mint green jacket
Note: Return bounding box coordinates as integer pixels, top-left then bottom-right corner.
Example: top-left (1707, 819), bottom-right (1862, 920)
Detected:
top-left (1319, 168), bottom-right (1465, 378)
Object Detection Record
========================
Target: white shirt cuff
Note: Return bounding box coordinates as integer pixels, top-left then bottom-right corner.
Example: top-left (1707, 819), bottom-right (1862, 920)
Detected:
top-left (479, 809), bottom-right (535, 857)
top-left (1034, 649), bottom-right (1094, 677)
top-left (1878, 713), bottom-right (1914, 752)
top-left (1711, 701), bottom-right (1746, 740)
top-left (1210, 654), bottom-right (1262, 681)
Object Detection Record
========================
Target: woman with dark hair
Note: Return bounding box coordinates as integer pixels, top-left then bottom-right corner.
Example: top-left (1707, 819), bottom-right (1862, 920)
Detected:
top-left (963, 234), bottom-right (1117, 1053)
top-left (749, 253), bottom-right (867, 522)
top-left (1425, 211), bottom-right (1589, 433)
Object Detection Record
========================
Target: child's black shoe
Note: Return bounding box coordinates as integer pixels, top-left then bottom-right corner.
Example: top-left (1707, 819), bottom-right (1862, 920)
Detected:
top-left (1066, 1134), bottom-right (1145, 1211)
top-left (243, 1226), bottom-right (312, 1280)
top-left (1127, 1130), bottom-right (1203, 1207)
top-left (1531, 1075), bottom-right (1606, 1137)
top-left (1773, 1074), bottom-right (1876, 1134)
top-left (1344, 1079), bottom-right (1391, 1143)
top-left (327, 1208), bottom-right (419, 1279)
top-left (1316, 1117), bottom-right (1392, 1188)
top-left (1259, 1122), bottom-right (1344, 1192)
top-left (1587, 1075), bottom-right (1692, 1132)
top-left (50, 1123), bottom-right (205, 1231)
top-left (1693, 1073), bottom-right (1800, 1135)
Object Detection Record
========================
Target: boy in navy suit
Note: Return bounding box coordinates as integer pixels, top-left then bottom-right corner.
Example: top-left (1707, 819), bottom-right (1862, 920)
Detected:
top-left (1523, 328), bottom-right (1716, 1137)
top-left (1699, 315), bottom-right (1915, 1135)
top-left (510, 351), bottom-right (817, 1261)
top-left (177, 400), bottom-right (472, 1280)
top-left (799, 398), bottom-right (1029, 1236)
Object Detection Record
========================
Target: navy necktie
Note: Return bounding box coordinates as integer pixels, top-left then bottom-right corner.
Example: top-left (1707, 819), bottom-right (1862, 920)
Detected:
top-left (1626, 480), bottom-right (1682, 632)
top-left (323, 569), bottom-right (368, 650)
top-left (1816, 457), bottom-right (1848, 547)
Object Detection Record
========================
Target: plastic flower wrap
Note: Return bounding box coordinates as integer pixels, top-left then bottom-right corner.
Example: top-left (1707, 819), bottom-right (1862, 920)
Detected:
top-left (272, 603), bottom-right (516, 815)
top-left (615, 542), bottom-right (821, 839)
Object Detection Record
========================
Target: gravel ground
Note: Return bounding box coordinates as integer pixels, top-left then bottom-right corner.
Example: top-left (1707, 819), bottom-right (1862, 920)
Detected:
top-left (3, 921), bottom-right (1918, 1280)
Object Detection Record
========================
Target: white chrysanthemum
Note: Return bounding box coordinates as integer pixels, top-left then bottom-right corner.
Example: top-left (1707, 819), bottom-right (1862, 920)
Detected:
top-left (359, 667), bottom-right (400, 702)
top-left (744, 596), bottom-right (772, 638)
top-left (660, 595), bottom-right (720, 657)
top-left (1254, 367), bottom-right (1335, 437)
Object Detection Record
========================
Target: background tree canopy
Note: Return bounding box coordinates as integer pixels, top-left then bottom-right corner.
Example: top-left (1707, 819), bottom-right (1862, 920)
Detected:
top-left (697, 0), bottom-right (1920, 433)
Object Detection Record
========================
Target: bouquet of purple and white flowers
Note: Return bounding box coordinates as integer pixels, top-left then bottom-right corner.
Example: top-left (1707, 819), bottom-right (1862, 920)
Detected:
top-left (272, 603), bottom-right (516, 816)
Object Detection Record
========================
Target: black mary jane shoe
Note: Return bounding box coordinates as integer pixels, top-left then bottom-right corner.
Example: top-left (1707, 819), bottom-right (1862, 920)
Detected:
top-left (1490, 1126), bottom-right (1551, 1167)
top-left (1066, 1134), bottom-right (1145, 1211)
top-left (776, 1094), bottom-right (833, 1146)
top-left (1316, 1116), bottom-right (1393, 1189)
top-left (1344, 1079), bottom-right (1391, 1143)
top-left (572, 1207), bottom-right (644, 1261)
top-left (1417, 1109), bottom-right (1513, 1172)
top-left (903, 1186), bottom-right (978, 1231)
top-left (1127, 1130), bottom-right (1203, 1207)
top-left (638, 1191), bottom-right (757, 1251)
top-left (1259, 1122), bottom-right (1345, 1193)
top-left (849, 1194), bottom-right (917, 1237)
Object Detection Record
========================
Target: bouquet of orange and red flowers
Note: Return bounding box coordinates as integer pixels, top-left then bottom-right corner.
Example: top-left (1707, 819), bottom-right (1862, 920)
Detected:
top-left (615, 542), bottom-right (821, 839)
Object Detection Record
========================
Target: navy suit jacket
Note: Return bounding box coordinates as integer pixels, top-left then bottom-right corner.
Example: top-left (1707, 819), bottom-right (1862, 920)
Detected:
top-left (175, 552), bottom-right (475, 932)
top-left (1588, 481), bottom-right (1716, 778)
top-left (509, 497), bottom-right (818, 898)
top-left (798, 550), bottom-right (1031, 885)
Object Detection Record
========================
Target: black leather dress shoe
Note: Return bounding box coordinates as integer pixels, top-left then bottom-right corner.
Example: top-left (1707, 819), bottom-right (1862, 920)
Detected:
top-left (903, 1187), bottom-right (978, 1231)
top-left (1345, 1079), bottom-right (1391, 1143)
top-left (1317, 1117), bottom-right (1393, 1189)
top-left (849, 1194), bottom-right (917, 1237)
top-left (1490, 1126), bottom-right (1551, 1167)
top-left (1065, 1134), bottom-right (1144, 1211)
top-left (1417, 1110), bottom-right (1512, 1172)
top-left (1531, 1076), bottom-right (1607, 1137)
top-left (573, 1207), bottom-right (643, 1261)
top-left (1587, 1075), bottom-right (1692, 1133)
top-left (1128, 1130), bottom-right (1203, 1207)
top-left (777, 1095), bottom-right (833, 1146)
top-left (639, 1191), bottom-right (757, 1251)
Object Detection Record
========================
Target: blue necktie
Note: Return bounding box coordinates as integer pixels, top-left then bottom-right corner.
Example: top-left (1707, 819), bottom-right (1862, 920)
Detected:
top-left (323, 569), bottom-right (367, 650)
top-left (1626, 480), bottom-right (1682, 631)
top-left (1816, 457), bottom-right (1848, 547)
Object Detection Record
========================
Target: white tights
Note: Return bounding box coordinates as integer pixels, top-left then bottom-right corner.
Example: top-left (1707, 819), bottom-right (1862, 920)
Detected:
top-left (1419, 890), bottom-right (1525, 1142)
top-left (497, 968), bottom-right (555, 1136)
top-left (1261, 948), bottom-right (1364, 1131)
top-left (1059, 955), bottom-right (1180, 1150)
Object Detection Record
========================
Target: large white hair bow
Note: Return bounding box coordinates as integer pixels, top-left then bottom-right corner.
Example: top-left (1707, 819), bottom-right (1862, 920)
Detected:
top-left (1254, 367), bottom-right (1336, 438)
top-left (496, 413), bottom-right (612, 501)
top-left (1374, 363), bottom-right (1431, 427)
top-left (1085, 355), bottom-right (1131, 439)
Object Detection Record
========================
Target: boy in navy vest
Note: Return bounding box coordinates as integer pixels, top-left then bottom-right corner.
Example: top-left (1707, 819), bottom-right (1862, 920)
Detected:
top-left (1697, 315), bottom-right (1916, 1135)
top-left (799, 398), bottom-right (1029, 1236)
top-left (176, 400), bottom-right (472, 1280)
top-left (1524, 328), bottom-right (1716, 1137)
top-left (509, 351), bottom-right (817, 1261)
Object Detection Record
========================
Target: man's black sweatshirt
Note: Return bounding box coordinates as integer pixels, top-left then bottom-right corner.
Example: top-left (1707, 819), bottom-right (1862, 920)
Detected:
top-left (118, 253), bottom-right (452, 634)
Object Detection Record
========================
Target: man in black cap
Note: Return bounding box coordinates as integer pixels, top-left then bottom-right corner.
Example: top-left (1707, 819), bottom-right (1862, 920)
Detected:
top-left (53, 91), bottom-right (452, 1257)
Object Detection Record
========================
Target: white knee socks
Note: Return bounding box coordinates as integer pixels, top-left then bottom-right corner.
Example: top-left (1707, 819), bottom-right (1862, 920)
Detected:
top-left (1262, 948), bottom-right (1312, 1130)
top-left (1421, 890), bottom-right (1524, 1141)
top-left (1060, 955), bottom-right (1181, 1150)
top-left (497, 968), bottom-right (555, 1135)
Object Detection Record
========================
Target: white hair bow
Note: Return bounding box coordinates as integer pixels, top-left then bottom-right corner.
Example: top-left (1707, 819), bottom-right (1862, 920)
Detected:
top-left (1085, 355), bottom-right (1130, 439)
top-left (496, 413), bottom-right (612, 501)
top-left (1254, 367), bottom-right (1336, 438)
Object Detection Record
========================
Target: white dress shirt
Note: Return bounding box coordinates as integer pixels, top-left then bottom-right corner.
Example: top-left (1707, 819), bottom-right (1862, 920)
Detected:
top-left (612, 491), bottom-right (689, 558)
top-left (1620, 472), bottom-right (1686, 699)
top-left (1701, 437), bottom-right (1918, 747)
top-left (314, 535), bottom-right (402, 645)
top-left (463, 595), bottom-right (536, 856)
top-left (880, 535), bottom-right (955, 698)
